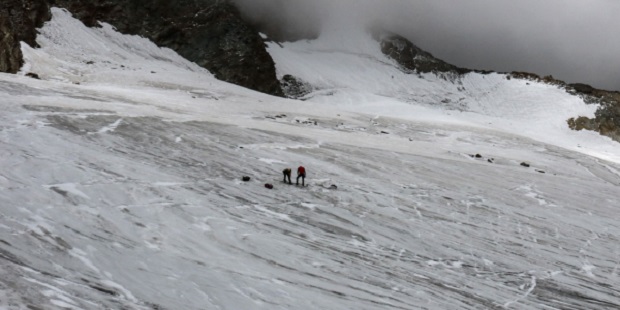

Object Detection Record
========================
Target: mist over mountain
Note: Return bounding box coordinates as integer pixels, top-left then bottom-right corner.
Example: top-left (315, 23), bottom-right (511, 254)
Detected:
top-left (232, 0), bottom-right (620, 91)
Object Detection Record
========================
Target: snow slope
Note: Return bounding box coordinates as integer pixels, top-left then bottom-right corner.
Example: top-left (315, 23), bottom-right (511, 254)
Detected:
top-left (267, 31), bottom-right (619, 163)
top-left (1, 8), bottom-right (620, 309)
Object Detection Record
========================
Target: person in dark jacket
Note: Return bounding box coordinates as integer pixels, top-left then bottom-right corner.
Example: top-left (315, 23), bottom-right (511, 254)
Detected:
top-left (296, 166), bottom-right (306, 186)
top-left (282, 168), bottom-right (292, 184)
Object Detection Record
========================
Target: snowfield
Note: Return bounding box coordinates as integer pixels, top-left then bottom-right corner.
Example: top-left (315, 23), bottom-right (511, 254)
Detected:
top-left (1, 8), bottom-right (620, 310)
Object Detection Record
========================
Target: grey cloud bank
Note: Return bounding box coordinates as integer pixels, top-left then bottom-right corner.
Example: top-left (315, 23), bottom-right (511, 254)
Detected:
top-left (232, 0), bottom-right (620, 91)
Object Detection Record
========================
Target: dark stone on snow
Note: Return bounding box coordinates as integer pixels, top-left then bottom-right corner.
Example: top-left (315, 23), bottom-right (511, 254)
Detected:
top-left (88, 285), bottom-right (119, 296)
top-left (329, 184), bottom-right (338, 190)
top-left (264, 183), bottom-right (273, 189)
top-left (520, 162), bottom-right (530, 168)
top-left (475, 154), bottom-right (482, 158)
top-left (569, 83), bottom-right (595, 95)
top-left (242, 176), bottom-right (250, 182)
top-left (25, 72), bottom-right (40, 79)
top-left (281, 74), bottom-right (313, 99)
top-left (536, 169), bottom-right (546, 174)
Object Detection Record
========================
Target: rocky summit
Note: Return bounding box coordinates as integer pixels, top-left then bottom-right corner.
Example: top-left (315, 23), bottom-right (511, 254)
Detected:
top-left (379, 33), bottom-right (472, 77)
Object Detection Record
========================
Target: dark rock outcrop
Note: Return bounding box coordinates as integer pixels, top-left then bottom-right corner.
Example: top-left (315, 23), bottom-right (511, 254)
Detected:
top-left (280, 74), bottom-right (313, 99)
top-left (53, 0), bottom-right (282, 96)
top-left (566, 85), bottom-right (620, 142)
top-left (1, 0), bottom-right (283, 96)
top-left (510, 72), bottom-right (565, 87)
top-left (0, 0), bottom-right (51, 73)
top-left (379, 34), bottom-right (471, 76)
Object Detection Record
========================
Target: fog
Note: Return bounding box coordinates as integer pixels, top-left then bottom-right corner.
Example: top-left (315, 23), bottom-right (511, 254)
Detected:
top-left (231, 0), bottom-right (620, 91)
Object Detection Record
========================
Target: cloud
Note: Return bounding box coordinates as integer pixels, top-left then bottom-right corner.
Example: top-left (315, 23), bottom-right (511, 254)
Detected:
top-left (231, 0), bottom-right (620, 90)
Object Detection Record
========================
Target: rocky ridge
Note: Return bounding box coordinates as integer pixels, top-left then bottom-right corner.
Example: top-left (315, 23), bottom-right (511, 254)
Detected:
top-left (380, 35), bottom-right (620, 143)
top-left (509, 72), bottom-right (620, 142)
top-left (1, 0), bottom-right (283, 96)
top-left (379, 34), bottom-right (472, 78)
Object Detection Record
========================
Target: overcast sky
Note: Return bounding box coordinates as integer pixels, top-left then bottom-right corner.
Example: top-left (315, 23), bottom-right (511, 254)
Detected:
top-left (231, 0), bottom-right (620, 91)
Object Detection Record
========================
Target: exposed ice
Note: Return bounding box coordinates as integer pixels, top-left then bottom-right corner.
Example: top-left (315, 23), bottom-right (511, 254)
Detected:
top-left (0, 7), bottom-right (619, 310)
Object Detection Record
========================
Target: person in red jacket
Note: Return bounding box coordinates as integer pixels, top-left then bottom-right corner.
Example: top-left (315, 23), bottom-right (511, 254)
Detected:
top-left (296, 166), bottom-right (306, 186)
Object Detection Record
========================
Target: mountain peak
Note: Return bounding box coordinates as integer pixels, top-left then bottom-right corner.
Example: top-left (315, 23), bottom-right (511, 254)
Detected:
top-left (378, 33), bottom-right (471, 76)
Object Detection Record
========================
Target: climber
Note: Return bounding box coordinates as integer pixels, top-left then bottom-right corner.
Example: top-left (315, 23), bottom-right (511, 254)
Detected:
top-left (296, 166), bottom-right (306, 186)
top-left (282, 168), bottom-right (292, 184)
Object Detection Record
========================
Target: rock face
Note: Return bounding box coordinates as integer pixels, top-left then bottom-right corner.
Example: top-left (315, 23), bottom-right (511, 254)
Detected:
top-left (1, 0), bottom-right (283, 96)
top-left (566, 85), bottom-right (620, 142)
top-left (379, 34), bottom-right (471, 76)
top-left (0, 0), bottom-right (51, 73)
top-left (280, 74), bottom-right (313, 99)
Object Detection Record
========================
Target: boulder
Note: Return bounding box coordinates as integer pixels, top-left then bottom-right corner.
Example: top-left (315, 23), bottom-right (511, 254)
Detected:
top-left (280, 74), bottom-right (313, 99)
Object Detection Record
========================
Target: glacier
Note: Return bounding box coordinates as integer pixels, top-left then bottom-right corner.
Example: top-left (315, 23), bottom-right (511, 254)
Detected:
top-left (1, 8), bottom-right (620, 310)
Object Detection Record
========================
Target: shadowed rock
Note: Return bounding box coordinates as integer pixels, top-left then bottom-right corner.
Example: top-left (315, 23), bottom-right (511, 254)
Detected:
top-left (0, 0), bottom-right (51, 73)
top-left (281, 74), bottom-right (313, 99)
top-left (566, 84), bottom-right (620, 142)
top-left (378, 33), bottom-right (471, 76)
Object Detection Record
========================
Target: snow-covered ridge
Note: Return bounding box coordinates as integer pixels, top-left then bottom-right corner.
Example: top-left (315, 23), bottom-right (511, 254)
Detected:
top-left (20, 8), bottom-right (210, 86)
top-left (267, 30), bottom-right (620, 162)
top-left (1, 8), bottom-right (620, 310)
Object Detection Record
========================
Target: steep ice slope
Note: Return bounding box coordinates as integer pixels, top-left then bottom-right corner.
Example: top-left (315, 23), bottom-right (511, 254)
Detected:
top-left (1, 8), bottom-right (620, 310)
